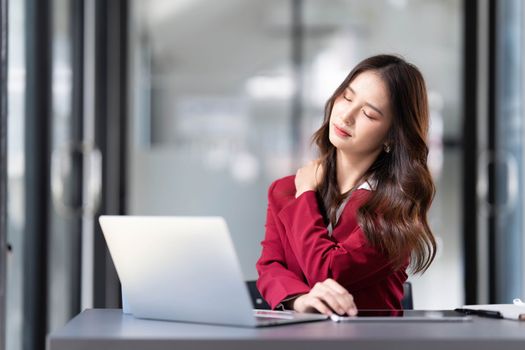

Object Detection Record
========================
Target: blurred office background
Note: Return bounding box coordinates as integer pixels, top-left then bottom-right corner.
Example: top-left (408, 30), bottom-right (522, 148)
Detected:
top-left (0, 0), bottom-right (524, 350)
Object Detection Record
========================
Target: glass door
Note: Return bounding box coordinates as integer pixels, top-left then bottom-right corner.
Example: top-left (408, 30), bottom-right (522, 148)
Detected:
top-left (5, 1), bottom-right (26, 349)
top-left (492, 0), bottom-right (524, 303)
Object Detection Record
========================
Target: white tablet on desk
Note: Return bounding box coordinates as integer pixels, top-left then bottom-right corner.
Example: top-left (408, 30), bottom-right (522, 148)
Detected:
top-left (330, 309), bottom-right (472, 322)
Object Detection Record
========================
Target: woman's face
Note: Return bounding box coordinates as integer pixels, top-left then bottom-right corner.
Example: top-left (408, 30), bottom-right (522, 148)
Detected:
top-left (328, 70), bottom-right (393, 158)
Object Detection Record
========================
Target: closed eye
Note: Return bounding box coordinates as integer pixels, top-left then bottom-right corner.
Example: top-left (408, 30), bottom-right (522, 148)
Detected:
top-left (346, 86), bottom-right (385, 117)
top-left (362, 109), bottom-right (374, 119)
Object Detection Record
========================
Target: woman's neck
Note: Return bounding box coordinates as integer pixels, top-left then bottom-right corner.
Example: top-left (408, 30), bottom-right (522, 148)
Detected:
top-left (336, 149), bottom-right (379, 194)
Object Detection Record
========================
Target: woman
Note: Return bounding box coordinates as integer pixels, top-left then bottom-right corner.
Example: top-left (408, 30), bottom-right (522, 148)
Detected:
top-left (256, 54), bottom-right (436, 316)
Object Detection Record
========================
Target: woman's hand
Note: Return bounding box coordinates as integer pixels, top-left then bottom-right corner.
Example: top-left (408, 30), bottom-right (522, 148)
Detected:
top-left (295, 159), bottom-right (324, 198)
top-left (291, 278), bottom-right (357, 316)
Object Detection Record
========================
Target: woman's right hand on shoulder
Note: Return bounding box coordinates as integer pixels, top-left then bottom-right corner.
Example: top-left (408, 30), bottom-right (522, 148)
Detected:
top-left (295, 159), bottom-right (324, 198)
top-left (291, 278), bottom-right (357, 316)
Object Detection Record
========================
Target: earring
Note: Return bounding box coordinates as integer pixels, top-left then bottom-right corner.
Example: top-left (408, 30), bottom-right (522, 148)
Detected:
top-left (384, 144), bottom-right (391, 153)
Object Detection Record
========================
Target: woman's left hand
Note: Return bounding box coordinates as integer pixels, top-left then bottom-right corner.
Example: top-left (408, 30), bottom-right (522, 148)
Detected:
top-left (295, 159), bottom-right (324, 198)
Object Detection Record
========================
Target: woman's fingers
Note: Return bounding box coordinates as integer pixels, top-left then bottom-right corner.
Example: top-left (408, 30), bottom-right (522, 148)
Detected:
top-left (311, 280), bottom-right (357, 316)
top-left (294, 159), bottom-right (325, 197)
top-left (313, 159), bottom-right (324, 183)
top-left (311, 284), bottom-right (347, 315)
top-left (294, 294), bottom-right (328, 315)
top-left (308, 297), bottom-right (333, 316)
top-left (293, 279), bottom-right (358, 316)
top-left (322, 278), bottom-right (347, 294)
top-left (322, 279), bottom-right (357, 315)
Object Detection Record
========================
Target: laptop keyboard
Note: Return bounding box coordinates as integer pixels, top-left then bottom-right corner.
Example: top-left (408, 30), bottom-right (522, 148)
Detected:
top-left (253, 309), bottom-right (296, 320)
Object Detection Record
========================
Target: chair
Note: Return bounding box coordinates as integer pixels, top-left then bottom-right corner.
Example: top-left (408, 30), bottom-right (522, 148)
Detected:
top-left (246, 280), bottom-right (271, 309)
top-left (246, 280), bottom-right (414, 310)
top-left (401, 281), bottom-right (413, 309)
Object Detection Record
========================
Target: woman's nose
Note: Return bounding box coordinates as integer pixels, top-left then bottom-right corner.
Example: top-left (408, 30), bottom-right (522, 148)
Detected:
top-left (341, 105), bottom-right (358, 125)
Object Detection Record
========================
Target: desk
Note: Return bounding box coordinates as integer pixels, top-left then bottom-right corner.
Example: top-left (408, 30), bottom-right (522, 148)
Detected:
top-left (47, 309), bottom-right (525, 350)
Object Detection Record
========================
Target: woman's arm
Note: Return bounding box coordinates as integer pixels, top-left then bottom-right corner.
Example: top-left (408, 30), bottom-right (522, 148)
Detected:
top-left (277, 190), bottom-right (394, 290)
top-left (255, 182), bottom-right (310, 310)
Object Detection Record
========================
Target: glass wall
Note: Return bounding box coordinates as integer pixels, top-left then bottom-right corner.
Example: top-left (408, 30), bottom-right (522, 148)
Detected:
top-left (127, 0), bottom-right (294, 279)
top-left (47, 0), bottom-right (80, 333)
top-left (6, 0), bottom-right (26, 349)
top-left (494, 0), bottom-right (523, 302)
top-left (127, 0), bottom-right (464, 308)
top-left (6, 2), bottom-right (83, 348)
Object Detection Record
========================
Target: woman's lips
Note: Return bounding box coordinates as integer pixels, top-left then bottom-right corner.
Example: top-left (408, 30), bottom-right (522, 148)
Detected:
top-left (333, 124), bottom-right (351, 138)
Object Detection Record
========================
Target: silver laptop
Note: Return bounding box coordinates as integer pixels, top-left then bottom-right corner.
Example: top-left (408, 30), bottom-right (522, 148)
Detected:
top-left (98, 215), bottom-right (328, 327)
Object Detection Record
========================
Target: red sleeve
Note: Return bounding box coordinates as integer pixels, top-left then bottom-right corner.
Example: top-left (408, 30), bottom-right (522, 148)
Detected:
top-left (277, 190), bottom-right (394, 290)
top-left (256, 182), bottom-right (310, 309)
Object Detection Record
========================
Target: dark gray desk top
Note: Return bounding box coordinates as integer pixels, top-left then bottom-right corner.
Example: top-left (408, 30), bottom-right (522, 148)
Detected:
top-left (47, 309), bottom-right (525, 350)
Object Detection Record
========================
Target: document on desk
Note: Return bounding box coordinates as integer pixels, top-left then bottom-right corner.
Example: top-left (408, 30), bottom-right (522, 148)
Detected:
top-left (455, 303), bottom-right (525, 321)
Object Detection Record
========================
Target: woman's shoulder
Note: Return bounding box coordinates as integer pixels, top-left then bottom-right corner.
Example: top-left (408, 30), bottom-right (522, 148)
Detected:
top-left (267, 175), bottom-right (296, 204)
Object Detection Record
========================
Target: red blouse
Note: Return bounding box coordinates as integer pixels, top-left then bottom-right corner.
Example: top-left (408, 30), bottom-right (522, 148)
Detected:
top-left (256, 175), bottom-right (407, 310)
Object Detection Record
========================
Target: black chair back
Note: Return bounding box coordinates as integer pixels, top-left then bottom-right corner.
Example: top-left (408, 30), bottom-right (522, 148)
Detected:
top-left (401, 281), bottom-right (413, 309)
top-left (246, 280), bottom-right (270, 309)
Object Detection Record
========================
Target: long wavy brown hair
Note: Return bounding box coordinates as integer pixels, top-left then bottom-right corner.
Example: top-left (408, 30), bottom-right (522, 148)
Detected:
top-left (312, 54), bottom-right (436, 274)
